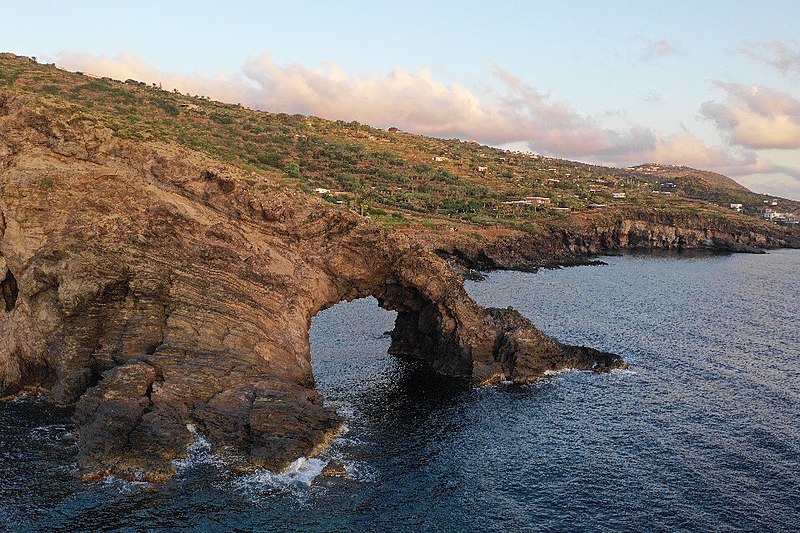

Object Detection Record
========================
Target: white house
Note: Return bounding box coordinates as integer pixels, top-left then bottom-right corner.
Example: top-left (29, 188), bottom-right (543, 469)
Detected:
top-left (525, 196), bottom-right (551, 205)
top-left (730, 203), bottom-right (743, 212)
top-left (612, 192), bottom-right (626, 199)
top-left (313, 188), bottom-right (331, 194)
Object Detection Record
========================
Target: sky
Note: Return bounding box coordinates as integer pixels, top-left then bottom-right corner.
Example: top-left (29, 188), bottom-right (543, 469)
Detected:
top-left (2, 0), bottom-right (800, 199)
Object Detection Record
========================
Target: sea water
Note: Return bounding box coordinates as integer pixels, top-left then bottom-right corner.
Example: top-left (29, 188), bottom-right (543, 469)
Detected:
top-left (1, 250), bottom-right (798, 532)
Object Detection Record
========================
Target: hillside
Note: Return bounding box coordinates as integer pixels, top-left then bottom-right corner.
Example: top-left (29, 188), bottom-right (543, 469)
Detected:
top-left (0, 75), bottom-right (626, 481)
top-left (630, 164), bottom-right (750, 192)
top-left (1, 52), bottom-right (799, 482)
top-left (1, 53), bottom-right (797, 236)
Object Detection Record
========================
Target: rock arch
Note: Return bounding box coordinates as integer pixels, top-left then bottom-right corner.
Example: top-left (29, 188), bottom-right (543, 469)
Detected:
top-left (0, 104), bottom-right (624, 481)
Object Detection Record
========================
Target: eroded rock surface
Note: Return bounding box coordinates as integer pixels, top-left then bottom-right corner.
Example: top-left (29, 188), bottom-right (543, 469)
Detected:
top-left (0, 96), bottom-right (625, 481)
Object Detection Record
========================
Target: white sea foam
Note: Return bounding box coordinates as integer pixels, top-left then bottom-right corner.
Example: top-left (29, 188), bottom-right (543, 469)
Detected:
top-left (232, 456), bottom-right (329, 498)
top-left (97, 475), bottom-right (152, 494)
top-left (173, 424), bottom-right (226, 472)
top-left (6, 391), bottom-right (46, 403)
top-left (28, 423), bottom-right (76, 445)
top-left (544, 368), bottom-right (577, 376)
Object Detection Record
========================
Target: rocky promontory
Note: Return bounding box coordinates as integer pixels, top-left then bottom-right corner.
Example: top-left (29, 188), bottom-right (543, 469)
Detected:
top-left (0, 95), bottom-right (624, 481)
top-left (1, 55), bottom-right (797, 482)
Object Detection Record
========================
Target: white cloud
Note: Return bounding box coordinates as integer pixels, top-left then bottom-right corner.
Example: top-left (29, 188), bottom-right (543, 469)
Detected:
top-left (640, 39), bottom-right (680, 62)
top-left (739, 41), bottom-right (800, 76)
top-left (734, 169), bottom-right (800, 201)
top-left (701, 82), bottom-right (800, 149)
top-left (55, 51), bottom-right (800, 198)
top-left (57, 51), bottom-right (658, 160)
top-left (643, 90), bottom-right (664, 103)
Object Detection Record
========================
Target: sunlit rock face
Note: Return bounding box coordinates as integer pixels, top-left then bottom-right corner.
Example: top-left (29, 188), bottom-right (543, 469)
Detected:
top-left (0, 96), bottom-right (624, 481)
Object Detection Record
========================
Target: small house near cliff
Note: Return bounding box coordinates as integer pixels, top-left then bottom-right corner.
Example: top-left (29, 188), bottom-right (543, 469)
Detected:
top-left (502, 196), bottom-right (551, 207)
top-left (526, 196), bottom-right (551, 206)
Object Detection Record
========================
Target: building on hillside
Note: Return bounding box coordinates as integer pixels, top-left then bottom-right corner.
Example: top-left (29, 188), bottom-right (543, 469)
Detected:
top-left (588, 203), bottom-right (607, 208)
top-left (502, 196), bottom-right (551, 206)
top-left (612, 192), bottom-right (626, 199)
top-left (313, 188), bottom-right (331, 194)
top-left (432, 156), bottom-right (448, 162)
top-left (730, 203), bottom-right (743, 212)
top-left (525, 196), bottom-right (551, 205)
top-left (477, 166), bottom-right (488, 172)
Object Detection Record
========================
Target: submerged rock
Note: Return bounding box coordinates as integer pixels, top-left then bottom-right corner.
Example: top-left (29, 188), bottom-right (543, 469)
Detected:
top-left (321, 461), bottom-right (348, 477)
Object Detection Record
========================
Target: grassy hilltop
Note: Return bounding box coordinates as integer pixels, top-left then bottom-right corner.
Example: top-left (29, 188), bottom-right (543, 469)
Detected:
top-left (1, 53), bottom-right (798, 235)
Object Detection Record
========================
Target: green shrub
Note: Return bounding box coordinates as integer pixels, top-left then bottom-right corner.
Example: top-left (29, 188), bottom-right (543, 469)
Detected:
top-left (210, 111), bottom-right (236, 125)
top-left (256, 151), bottom-right (284, 168)
top-left (284, 161), bottom-right (301, 178)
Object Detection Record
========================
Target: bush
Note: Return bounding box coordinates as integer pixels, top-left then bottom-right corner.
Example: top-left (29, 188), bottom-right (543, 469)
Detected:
top-left (152, 98), bottom-right (180, 116)
top-left (210, 112), bottom-right (236, 125)
top-left (284, 161), bottom-right (301, 178)
top-left (335, 173), bottom-right (365, 192)
top-left (256, 151), bottom-right (283, 168)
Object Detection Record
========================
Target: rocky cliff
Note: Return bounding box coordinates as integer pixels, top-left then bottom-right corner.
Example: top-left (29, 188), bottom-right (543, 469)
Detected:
top-left (432, 208), bottom-right (800, 273)
top-left (0, 94), bottom-right (624, 481)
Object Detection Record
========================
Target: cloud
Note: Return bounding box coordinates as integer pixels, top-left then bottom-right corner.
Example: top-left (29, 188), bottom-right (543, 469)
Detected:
top-left (739, 41), bottom-right (800, 76)
top-left (57, 51), bottom-right (658, 160)
top-left (701, 82), bottom-right (800, 149)
top-left (640, 39), bottom-right (680, 62)
top-left (55, 51), bottom-right (800, 197)
top-left (643, 90), bottom-right (663, 103)
top-left (735, 172), bottom-right (800, 201)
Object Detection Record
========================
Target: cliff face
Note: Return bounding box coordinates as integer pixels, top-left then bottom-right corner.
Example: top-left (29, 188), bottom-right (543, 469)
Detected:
top-left (433, 209), bottom-right (800, 272)
top-left (0, 96), bottom-right (623, 481)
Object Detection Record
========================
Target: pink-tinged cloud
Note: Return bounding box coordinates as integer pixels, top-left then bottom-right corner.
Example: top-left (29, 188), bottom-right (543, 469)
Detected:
top-left (701, 82), bottom-right (800, 149)
top-left (739, 41), bottom-right (800, 76)
top-left (57, 51), bottom-right (657, 160)
top-left (55, 52), bottom-right (800, 198)
top-left (640, 39), bottom-right (680, 62)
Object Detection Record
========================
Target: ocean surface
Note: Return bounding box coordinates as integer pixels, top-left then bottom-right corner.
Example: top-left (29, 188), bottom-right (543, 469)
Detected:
top-left (1, 249), bottom-right (799, 532)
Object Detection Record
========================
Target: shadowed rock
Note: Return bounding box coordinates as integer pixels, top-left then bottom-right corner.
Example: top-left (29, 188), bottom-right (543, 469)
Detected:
top-left (0, 97), bottom-right (627, 481)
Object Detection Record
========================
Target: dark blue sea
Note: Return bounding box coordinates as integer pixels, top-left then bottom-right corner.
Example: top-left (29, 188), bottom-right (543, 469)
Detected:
top-left (2, 250), bottom-right (799, 532)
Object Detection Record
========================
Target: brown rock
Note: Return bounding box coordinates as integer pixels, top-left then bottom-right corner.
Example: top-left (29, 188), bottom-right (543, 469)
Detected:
top-left (0, 98), bottom-right (625, 481)
top-left (321, 461), bottom-right (348, 477)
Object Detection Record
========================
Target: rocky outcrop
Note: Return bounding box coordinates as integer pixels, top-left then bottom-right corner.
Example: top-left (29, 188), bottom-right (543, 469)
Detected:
top-left (432, 209), bottom-right (800, 272)
top-left (0, 96), bottom-right (624, 481)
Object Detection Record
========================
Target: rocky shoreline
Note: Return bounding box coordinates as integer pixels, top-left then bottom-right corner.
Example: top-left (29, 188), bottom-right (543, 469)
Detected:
top-left (0, 99), bottom-right (632, 481)
top-left (429, 209), bottom-right (799, 274)
top-left (1, 96), bottom-right (797, 482)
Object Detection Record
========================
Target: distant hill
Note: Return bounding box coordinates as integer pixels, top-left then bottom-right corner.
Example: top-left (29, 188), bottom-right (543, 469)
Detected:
top-left (629, 164), bottom-right (751, 192)
top-left (628, 164), bottom-right (800, 217)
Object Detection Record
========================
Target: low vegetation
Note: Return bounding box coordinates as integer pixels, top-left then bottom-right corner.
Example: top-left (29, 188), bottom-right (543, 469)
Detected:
top-left (1, 53), bottom-right (798, 232)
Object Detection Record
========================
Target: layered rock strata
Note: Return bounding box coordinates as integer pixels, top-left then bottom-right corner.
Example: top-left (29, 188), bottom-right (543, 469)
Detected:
top-left (432, 209), bottom-right (800, 273)
top-left (0, 97), bottom-right (623, 481)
